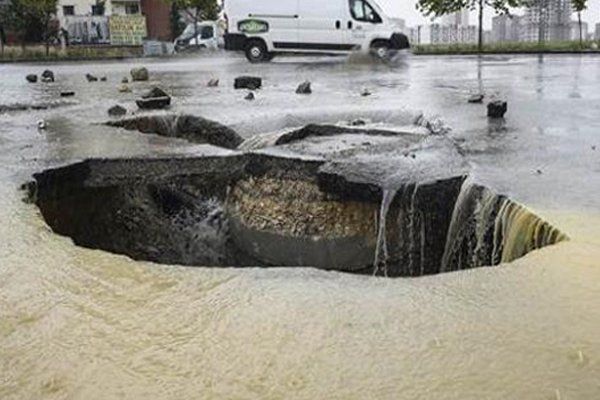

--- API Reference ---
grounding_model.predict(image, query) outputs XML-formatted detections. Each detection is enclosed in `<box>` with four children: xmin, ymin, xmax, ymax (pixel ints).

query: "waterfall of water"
<box><xmin>373</xmin><ymin>183</ymin><xmax>422</xmax><ymax>277</ymax></box>
<box><xmin>441</xmin><ymin>178</ymin><xmax>475</xmax><ymax>273</ymax></box>
<box><xmin>441</xmin><ymin>179</ymin><xmax>568</xmax><ymax>273</ymax></box>
<box><xmin>493</xmin><ymin>200</ymin><xmax>568</xmax><ymax>265</ymax></box>
<box><xmin>374</xmin><ymin>189</ymin><xmax>396</xmax><ymax>277</ymax></box>
<box><xmin>471</xmin><ymin>188</ymin><xmax>498</xmax><ymax>268</ymax></box>
<box><xmin>170</xmin><ymin>197</ymin><xmax>230</xmax><ymax>266</ymax></box>
<box><xmin>407</xmin><ymin>184</ymin><xmax>420</xmax><ymax>275</ymax></box>
<box><xmin>169</xmin><ymin>115</ymin><xmax>180</xmax><ymax>137</ymax></box>
<box><xmin>238</xmin><ymin>131</ymin><xmax>286</xmax><ymax>151</ymax></box>
<box><xmin>148</xmin><ymin>114</ymin><xmax>179</xmax><ymax>138</ymax></box>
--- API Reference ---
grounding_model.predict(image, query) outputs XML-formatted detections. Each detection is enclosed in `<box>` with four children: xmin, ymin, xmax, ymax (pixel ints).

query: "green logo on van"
<box><xmin>238</xmin><ymin>19</ymin><xmax>269</xmax><ymax>34</ymax></box>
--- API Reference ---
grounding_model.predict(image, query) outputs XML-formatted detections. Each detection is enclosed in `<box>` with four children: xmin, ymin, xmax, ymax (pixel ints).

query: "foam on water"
<box><xmin>228</xmin><ymin>106</ymin><xmax>431</xmax><ymax>137</ymax></box>
<box><xmin>1</xmin><ymin>55</ymin><xmax>599</xmax><ymax>400</ymax></box>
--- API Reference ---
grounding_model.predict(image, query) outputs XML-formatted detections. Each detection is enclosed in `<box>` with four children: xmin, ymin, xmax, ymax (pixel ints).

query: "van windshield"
<box><xmin>350</xmin><ymin>0</ymin><xmax>382</xmax><ymax>24</ymax></box>
<box><xmin>201</xmin><ymin>26</ymin><xmax>214</xmax><ymax>39</ymax></box>
<box><xmin>181</xmin><ymin>24</ymin><xmax>212</xmax><ymax>40</ymax></box>
<box><xmin>181</xmin><ymin>25</ymin><xmax>197</xmax><ymax>39</ymax></box>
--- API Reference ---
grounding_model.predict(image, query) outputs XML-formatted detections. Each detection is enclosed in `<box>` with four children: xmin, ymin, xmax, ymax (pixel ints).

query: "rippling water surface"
<box><xmin>1</xmin><ymin>53</ymin><xmax>599</xmax><ymax>400</ymax></box>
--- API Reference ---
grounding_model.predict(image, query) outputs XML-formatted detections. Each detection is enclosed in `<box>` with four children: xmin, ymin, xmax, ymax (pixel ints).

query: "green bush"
<box><xmin>413</xmin><ymin>41</ymin><xmax>600</xmax><ymax>55</ymax></box>
<box><xmin>0</xmin><ymin>45</ymin><xmax>143</xmax><ymax>62</ymax></box>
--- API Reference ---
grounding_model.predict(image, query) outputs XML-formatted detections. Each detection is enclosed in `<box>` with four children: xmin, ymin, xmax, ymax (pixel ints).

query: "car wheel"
<box><xmin>245</xmin><ymin>41</ymin><xmax>269</xmax><ymax>63</ymax></box>
<box><xmin>370</xmin><ymin>41</ymin><xmax>391</xmax><ymax>60</ymax></box>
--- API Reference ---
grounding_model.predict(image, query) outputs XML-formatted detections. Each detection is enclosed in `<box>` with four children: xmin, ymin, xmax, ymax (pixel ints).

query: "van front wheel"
<box><xmin>245</xmin><ymin>40</ymin><xmax>271</xmax><ymax>63</ymax></box>
<box><xmin>370</xmin><ymin>40</ymin><xmax>391</xmax><ymax>60</ymax></box>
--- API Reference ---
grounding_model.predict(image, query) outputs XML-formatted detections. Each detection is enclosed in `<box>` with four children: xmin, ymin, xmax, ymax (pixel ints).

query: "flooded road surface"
<box><xmin>1</xmin><ymin>53</ymin><xmax>599</xmax><ymax>400</ymax></box>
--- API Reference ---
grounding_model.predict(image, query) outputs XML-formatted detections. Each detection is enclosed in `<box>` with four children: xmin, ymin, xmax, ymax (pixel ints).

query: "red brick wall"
<box><xmin>141</xmin><ymin>0</ymin><xmax>171</xmax><ymax>40</ymax></box>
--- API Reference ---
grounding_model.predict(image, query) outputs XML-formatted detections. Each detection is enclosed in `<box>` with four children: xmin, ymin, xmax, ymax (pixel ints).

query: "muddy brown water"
<box><xmin>1</xmin><ymin>54</ymin><xmax>599</xmax><ymax>400</ymax></box>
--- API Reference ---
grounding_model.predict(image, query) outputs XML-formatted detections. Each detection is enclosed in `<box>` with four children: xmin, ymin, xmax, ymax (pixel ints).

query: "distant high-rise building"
<box><xmin>492</xmin><ymin>14</ymin><xmax>523</xmax><ymax>43</ymax></box>
<box><xmin>441</xmin><ymin>9</ymin><xmax>470</xmax><ymax>26</ymax></box>
<box><xmin>522</xmin><ymin>0</ymin><xmax>572</xmax><ymax>43</ymax></box>
<box><xmin>595</xmin><ymin>23</ymin><xmax>600</xmax><ymax>40</ymax></box>
<box><xmin>483</xmin><ymin>30</ymin><xmax>493</xmax><ymax>45</ymax></box>
<box><xmin>390</xmin><ymin>18</ymin><xmax>407</xmax><ymax>32</ymax></box>
<box><xmin>569</xmin><ymin>20</ymin><xmax>588</xmax><ymax>41</ymax></box>
<box><xmin>411</xmin><ymin>23</ymin><xmax>477</xmax><ymax>45</ymax></box>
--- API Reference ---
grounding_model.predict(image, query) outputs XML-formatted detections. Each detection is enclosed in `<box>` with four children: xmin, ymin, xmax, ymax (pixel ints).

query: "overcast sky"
<box><xmin>377</xmin><ymin>0</ymin><xmax>600</xmax><ymax>29</ymax></box>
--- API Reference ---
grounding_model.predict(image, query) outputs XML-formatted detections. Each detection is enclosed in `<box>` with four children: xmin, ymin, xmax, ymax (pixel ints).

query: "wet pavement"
<box><xmin>2</xmin><ymin>53</ymin><xmax>599</xmax><ymax>210</ymax></box>
<box><xmin>1</xmin><ymin>53</ymin><xmax>599</xmax><ymax>400</ymax></box>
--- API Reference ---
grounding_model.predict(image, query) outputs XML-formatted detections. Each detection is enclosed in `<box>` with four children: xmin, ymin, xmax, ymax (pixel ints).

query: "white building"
<box><xmin>522</xmin><ymin>0</ymin><xmax>573</xmax><ymax>42</ymax></box>
<box><xmin>57</xmin><ymin>0</ymin><xmax>145</xmax><ymax>45</ymax></box>
<box><xmin>492</xmin><ymin>14</ymin><xmax>523</xmax><ymax>43</ymax></box>
<box><xmin>569</xmin><ymin>20</ymin><xmax>588</xmax><ymax>41</ymax></box>
<box><xmin>389</xmin><ymin>18</ymin><xmax>406</xmax><ymax>32</ymax></box>
<box><xmin>441</xmin><ymin>9</ymin><xmax>470</xmax><ymax>26</ymax></box>
<box><xmin>57</xmin><ymin>0</ymin><xmax>142</xmax><ymax>20</ymax></box>
<box><xmin>411</xmin><ymin>23</ymin><xmax>477</xmax><ymax>45</ymax></box>
<box><xmin>407</xmin><ymin>8</ymin><xmax>476</xmax><ymax>46</ymax></box>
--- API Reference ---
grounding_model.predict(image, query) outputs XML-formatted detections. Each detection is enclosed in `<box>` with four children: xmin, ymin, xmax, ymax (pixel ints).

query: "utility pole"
<box><xmin>536</xmin><ymin>0</ymin><xmax>549</xmax><ymax>47</ymax></box>
<box><xmin>478</xmin><ymin>0</ymin><xmax>484</xmax><ymax>53</ymax></box>
<box><xmin>0</xmin><ymin>4</ymin><xmax>5</xmax><ymax>57</ymax></box>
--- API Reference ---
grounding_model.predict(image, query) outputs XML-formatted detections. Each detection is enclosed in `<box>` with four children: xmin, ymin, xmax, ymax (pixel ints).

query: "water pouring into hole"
<box><xmin>27</xmin><ymin>148</ymin><xmax>566</xmax><ymax>277</ymax></box>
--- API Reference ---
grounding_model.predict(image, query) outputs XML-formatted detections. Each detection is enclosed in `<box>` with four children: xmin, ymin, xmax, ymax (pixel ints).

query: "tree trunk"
<box><xmin>44</xmin><ymin>19</ymin><xmax>50</xmax><ymax>57</ymax></box>
<box><xmin>478</xmin><ymin>0</ymin><xmax>484</xmax><ymax>53</ymax></box>
<box><xmin>538</xmin><ymin>0</ymin><xmax>545</xmax><ymax>48</ymax></box>
<box><xmin>578</xmin><ymin>11</ymin><xmax>583</xmax><ymax>50</ymax></box>
<box><xmin>195</xmin><ymin>9</ymin><xmax>199</xmax><ymax>47</ymax></box>
<box><xmin>0</xmin><ymin>25</ymin><xmax>4</xmax><ymax>57</ymax></box>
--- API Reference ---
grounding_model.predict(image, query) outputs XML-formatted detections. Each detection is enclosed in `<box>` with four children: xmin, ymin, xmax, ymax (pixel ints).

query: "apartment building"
<box><xmin>441</xmin><ymin>9</ymin><xmax>470</xmax><ymax>27</ymax></box>
<box><xmin>56</xmin><ymin>0</ymin><xmax>150</xmax><ymax>45</ymax></box>
<box><xmin>522</xmin><ymin>0</ymin><xmax>572</xmax><ymax>42</ymax></box>
<box><xmin>410</xmin><ymin>23</ymin><xmax>477</xmax><ymax>46</ymax></box>
<box><xmin>492</xmin><ymin>14</ymin><xmax>523</xmax><ymax>43</ymax></box>
<box><xmin>569</xmin><ymin>20</ymin><xmax>588</xmax><ymax>41</ymax></box>
<box><xmin>57</xmin><ymin>0</ymin><xmax>142</xmax><ymax>20</ymax></box>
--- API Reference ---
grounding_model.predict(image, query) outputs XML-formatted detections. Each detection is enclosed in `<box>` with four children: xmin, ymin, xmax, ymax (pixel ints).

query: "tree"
<box><xmin>27</xmin><ymin>0</ymin><xmax>59</xmax><ymax>56</ymax></box>
<box><xmin>162</xmin><ymin>0</ymin><xmax>219</xmax><ymax>46</ymax></box>
<box><xmin>0</xmin><ymin>5</ymin><xmax>6</xmax><ymax>56</ymax></box>
<box><xmin>416</xmin><ymin>0</ymin><xmax>525</xmax><ymax>53</ymax></box>
<box><xmin>0</xmin><ymin>24</ymin><xmax>4</xmax><ymax>57</ymax></box>
<box><xmin>2</xmin><ymin>0</ymin><xmax>58</xmax><ymax>54</ymax></box>
<box><xmin>527</xmin><ymin>0</ymin><xmax>549</xmax><ymax>46</ymax></box>
<box><xmin>3</xmin><ymin>0</ymin><xmax>28</xmax><ymax>50</ymax></box>
<box><xmin>572</xmin><ymin>0</ymin><xmax>587</xmax><ymax>49</ymax></box>
<box><xmin>169</xmin><ymin>4</ymin><xmax>186</xmax><ymax>40</ymax></box>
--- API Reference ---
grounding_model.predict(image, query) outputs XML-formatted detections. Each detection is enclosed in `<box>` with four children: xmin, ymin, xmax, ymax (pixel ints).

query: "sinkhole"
<box><xmin>27</xmin><ymin>150</ymin><xmax>567</xmax><ymax>277</ymax></box>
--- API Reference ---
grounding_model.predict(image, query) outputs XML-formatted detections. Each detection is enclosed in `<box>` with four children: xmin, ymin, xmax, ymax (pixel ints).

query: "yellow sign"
<box><xmin>110</xmin><ymin>15</ymin><xmax>147</xmax><ymax>46</ymax></box>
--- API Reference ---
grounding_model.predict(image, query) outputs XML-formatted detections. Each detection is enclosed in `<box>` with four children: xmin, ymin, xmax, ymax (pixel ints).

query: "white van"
<box><xmin>174</xmin><ymin>21</ymin><xmax>224</xmax><ymax>52</ymax></box>
<box><xmin>223</xmin><ymin>0</ymin><xmax>409</xmax><ymax>62</ymax></box>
